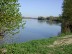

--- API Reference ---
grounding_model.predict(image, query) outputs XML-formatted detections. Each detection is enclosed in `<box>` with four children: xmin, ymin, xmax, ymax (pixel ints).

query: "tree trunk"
<box><xmin>69</xmin><ymin>24</ymin><xmax>72</xmax><ymax>32</ymax></box>
<box><xmin>61</xmin><ymin>23</ymin><xmax>71</xmax><ymax>33</ymax></box>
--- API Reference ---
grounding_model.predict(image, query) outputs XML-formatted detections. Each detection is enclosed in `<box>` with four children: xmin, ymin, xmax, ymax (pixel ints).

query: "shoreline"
<box><xmin>0</xmin><ymin>34</ymin><xmax>72</xmax><ymax>54</ymax></box>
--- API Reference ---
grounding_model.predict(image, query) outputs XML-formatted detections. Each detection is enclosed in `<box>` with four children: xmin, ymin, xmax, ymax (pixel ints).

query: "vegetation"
<box><xmin>48</xmin><ymin>16</ymin><xmax>54</xmax><ymax>21</ymax></box>
<box><xmin>46</xmin><ymin>16</ymin><xmax>60</xmax><ymax>21</ymax></box>
<box><xmin>38</xmin><ymin>16</ymin><xmax>61</xmax><ymax>22</ymax></box>
<box><xmin>46</xmin><ymin>16</ymin><xmax>54</xmax><ymax>20</ymax></box>
<box><xmin>0</xmin><ymin>0</ymin><xmax>22</xmax><ymax>36</ymax></box>
<box><xmin>0</xmin><ymin>34</ymin><xmax>72</xmax><ymax>54</ymax></box>
<box><xmin>38</xmin><ymin>16</ymin><xmax>45</xmax><ymax>20</ymax></box>
<box><xmin>0</xmin><ymin>0</ymin><xmax>72</xmax><ymax>54</ymax></box>
<box><xmin>61</xmin><ymin>0</ymin><xmax>72</xmax><ymax>33</ymax></box>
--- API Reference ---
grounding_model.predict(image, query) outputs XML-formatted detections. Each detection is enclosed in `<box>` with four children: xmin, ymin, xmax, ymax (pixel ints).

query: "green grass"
<box><xmin>0</xmin><ymin>34</ymin><xmax>72</xmax><ymax>54</ymax></box>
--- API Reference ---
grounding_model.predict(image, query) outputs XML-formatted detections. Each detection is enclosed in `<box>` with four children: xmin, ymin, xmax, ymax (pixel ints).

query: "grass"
<box><xmin>0</xmin><ymin>34</ymin><xmax>72</xmax><ymax>54</ymax></box>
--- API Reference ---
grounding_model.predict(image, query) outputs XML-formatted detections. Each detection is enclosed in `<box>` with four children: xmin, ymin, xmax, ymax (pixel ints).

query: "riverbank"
<box><xmin>0</xmin><ymin>34</ymin><xmax>72</xmax><ymax>54</ymax></box>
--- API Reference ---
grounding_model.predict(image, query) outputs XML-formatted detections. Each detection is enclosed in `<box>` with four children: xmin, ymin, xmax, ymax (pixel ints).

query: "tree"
<box><xmin>49</xmin><ymin>16</ymin><xmax>54</xmax><ymax>21</ymax></box>
<box><xmin>0</xmin><ymin>0</ymin><xmax>23</xmax><ymax>36</ymax></box>
<box><xmin>38</xmin><ymin>16</ymin><xmax>45</xmax><ymax>20</ymax></box>
<box><xmin>62</xmin><ymin>0</ymin><xmax>72</xmax><ymax>33</ymax></box>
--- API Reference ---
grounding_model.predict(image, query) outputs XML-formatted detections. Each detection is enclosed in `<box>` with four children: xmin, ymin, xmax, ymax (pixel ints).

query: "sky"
<box><xmin>19</xmin><ymin>0</ymin><xmax>63</xmax><ymax>18</ymax></box>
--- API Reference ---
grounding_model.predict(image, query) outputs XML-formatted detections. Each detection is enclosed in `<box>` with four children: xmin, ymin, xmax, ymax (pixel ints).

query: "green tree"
<box><xmin>0</xmin><ymin>0</ymin><xmax>23</xmax><ymax>35</ymax></box>
<box><xmin>62</xmin><ymin>0</ymin><xmax>72</xmax><ymax>33</ymax></box>
<box><xmin>49</xmin><ymin>16</ymin><xmax>54</xmax><ymax>21</ymax></box>
<box><xmin>38</xmin><ymin>16</ymin><xmax>45</xmax><ymax>20</ymax></box>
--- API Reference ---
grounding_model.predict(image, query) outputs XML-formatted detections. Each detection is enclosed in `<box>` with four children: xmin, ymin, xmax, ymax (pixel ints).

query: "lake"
<box><xmin>0</xmin><ymin>19</ymin><xmax>61</xmax><ymax>44</ymax></box>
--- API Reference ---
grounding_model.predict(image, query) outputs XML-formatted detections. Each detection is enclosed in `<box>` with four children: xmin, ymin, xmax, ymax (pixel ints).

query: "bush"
<box><xmin>38</xmin><ymin>16</ymin><xmax>45</xmax><ymax>20</ymax></box>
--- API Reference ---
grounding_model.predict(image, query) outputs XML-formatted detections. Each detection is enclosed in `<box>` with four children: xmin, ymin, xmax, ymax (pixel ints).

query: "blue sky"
<box><xmin>19</xmin><ymin>0</ymin><xmax>63</xmax><ymax>17</ymax></box>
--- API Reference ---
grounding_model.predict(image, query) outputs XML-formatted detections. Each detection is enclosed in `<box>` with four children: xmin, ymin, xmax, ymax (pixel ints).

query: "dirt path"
<box><xmin>49</xmin><ymin>35</ymin><xmax>72</xmax><ymax>47</ymax></box>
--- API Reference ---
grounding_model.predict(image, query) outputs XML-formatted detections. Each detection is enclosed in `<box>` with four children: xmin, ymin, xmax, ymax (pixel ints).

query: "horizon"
<box><xmin>19</xmin><ymin>0</ymin><xmax>63</xmax><ymax>18</ymax></box>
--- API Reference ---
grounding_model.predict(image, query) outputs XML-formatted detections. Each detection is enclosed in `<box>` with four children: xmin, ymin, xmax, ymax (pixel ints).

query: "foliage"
<box><xmin>46</xmin><ymin>17</ymin><xmax>49</xmax><ymax>20</ymax></box>
<box><xmin>0</xmin><ymin>0</ymin><xmax>22</xmax><ymax>35</ymax></box>
<box><xmin>49</xmin><ymin>16</ymin><xmax>54</xmax><ymax>20</ymax></box>
<box><xmin>38</xmin><ymin>16</ymin><xmax>45</xmax><ymax>20</ymax></box>
<box><xmin>62</xmin><ymin>0</ymin><xmax>72</xmax><ymax>33</ymax></box>
<box><xmin>0</xmin><ymin>34</ymin><xmax>72</xmax><ymax>54</ymax></box>
<box><xmin>0</xmin><ymin>37</ymin><xmax>57</xmax><ymax>54</ymax></box>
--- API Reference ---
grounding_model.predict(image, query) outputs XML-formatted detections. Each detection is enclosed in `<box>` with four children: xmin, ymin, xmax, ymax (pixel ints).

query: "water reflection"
<box><xmin>46</xmin><ymin>20</ymin><xmax>54</xmax><ymax>25</ymax></box>
<box><xmin>0</xmin><ymin>20</ymin><xmax>25</xmax><ymax>45</ymax></box>
<box><xmin>38</xmin><ymin>20</ymin><xmax>46</xmax><ymax>23</ymax></box>
<box><xmin>38</xmin><ymin>20</ymin><xmax>61</xmax><ymax>26</ymax></box>
<box><xmin>0</xmin><ymin>19</ymin><xmax>61</xmax><ymax>45</ymax></box>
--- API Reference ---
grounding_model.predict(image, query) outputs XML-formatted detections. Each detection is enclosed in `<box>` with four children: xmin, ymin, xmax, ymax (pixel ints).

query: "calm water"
<box><xmin>0</xmin><ymin>19</ymin><xmax>61</xmax><ymax>44</ymax></box>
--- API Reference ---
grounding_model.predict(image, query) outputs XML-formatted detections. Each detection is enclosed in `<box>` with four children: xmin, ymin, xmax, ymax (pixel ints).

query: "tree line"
<box><xmin>38</xmin><ymin>16</ymin><xmax>61</xmax><ymax>22</ymax></box>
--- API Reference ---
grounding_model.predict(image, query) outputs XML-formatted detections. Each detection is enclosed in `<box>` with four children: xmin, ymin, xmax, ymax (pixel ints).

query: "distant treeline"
<box><xmin>38</xmin><ymin>16</ymin><xmax>61</xmax><ymax>22</ymax></box>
